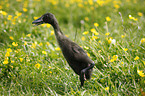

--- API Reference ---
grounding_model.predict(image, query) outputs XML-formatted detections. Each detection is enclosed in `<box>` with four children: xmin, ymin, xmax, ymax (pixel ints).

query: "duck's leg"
<box><xmin>80</xmin><ymin>63</ymin><xmax>95</xmax><ymax>87</ymax></box>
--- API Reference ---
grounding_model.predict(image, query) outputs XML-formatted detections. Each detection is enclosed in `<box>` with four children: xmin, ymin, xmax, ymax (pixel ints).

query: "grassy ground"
<box><xmin>0</xmin><ymin>0</ymin><xmax>145</xmax><ymax>95</ymax></box>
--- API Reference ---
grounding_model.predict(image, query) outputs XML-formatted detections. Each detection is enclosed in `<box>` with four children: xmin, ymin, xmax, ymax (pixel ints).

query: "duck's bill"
<box><xmin>32</xmin><ymin>17</ymin><xmax>44</xmax><ymax>26</ymax></box>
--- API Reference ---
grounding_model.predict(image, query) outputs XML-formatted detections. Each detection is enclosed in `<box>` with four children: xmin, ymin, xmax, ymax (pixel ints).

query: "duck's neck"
<box><xmin>51</xmin><ymin>20</ymin><xmax>64</xmax><ymax>40</ymax></box>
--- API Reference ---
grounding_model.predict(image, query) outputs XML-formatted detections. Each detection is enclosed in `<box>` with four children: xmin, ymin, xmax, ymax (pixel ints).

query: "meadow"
<box><xmin>0</xmin><ymin>0</ymin><xmax>145</xmax><ymax>95</ymax></box>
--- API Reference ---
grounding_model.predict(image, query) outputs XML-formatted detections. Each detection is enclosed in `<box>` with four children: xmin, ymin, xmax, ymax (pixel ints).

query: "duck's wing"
<box><xmin>71</xmin><ymin>42</ymin><xmax>93</xmax><ymax>63</ymax></box>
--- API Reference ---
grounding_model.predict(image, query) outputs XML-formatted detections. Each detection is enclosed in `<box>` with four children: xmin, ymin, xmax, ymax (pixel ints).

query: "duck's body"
<box><xmin>32</xmin><ymin>13</ymin><xmax>95</xmax><ymax>87</ymax></box>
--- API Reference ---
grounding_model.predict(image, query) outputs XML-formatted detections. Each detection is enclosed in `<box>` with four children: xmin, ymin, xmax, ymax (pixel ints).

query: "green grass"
<box><xmin>0</xmin><ymin>0</ymin><xmax>145</xmax><ymax>95</ymax></box>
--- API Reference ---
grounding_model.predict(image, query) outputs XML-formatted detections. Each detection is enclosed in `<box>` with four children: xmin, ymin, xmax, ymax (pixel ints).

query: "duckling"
<box><xmin>32</xmin><ymin>13</ymin><xmax>95</xmax><ymax>87</ymax></box>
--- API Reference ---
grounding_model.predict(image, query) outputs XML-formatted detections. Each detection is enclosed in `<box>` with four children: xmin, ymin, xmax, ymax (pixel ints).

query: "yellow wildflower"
<box><xmin>7</xmin><ymin>48</ymin><xmax>12</xmax><ymax>52</ymax></box>
<box><xmin>0</xmin><ymin>10</ymin><xmax>7</xmax><ymax>15</ymax></box>
<box><xmin>82</xmin><ymin>31</ymin><xmax>89</xmax><ymax>35</ymax></box>
<box><xmin>121</xmin><ymin>62</ymin><xmax>124</xmax><ymax>64</ymax></box>
<box><xmin>19</xmin><ymin>58</ymin><xmax>23</xmax><ymax>62</ymax></box>
<box><xmin>11</xmin><ymin>60</ymin><xmax>14</xmax><ymax>63</ymax></box>
<box><xmin>24</xmin><ymin>41</ymin><xmax>27</xmax><ymax>45</ymax></box>
<box><xmin>50</xmin><ymin>30</ymin><xmax>54</xmax><ymax>35</ymax></box>
<box><xmin>94</xmin><ymin>23</ymin><xmax>99</xmax><ymax>27</ymax></box>
<box><xmin>123</xmin><ymin>48</ymin><xmax>128</xmax><ymax>51</ymax></box>
<box><xmin>137</xmin><ymin>70</ymin><xmax>145</xmax><ymax>77</ymax></box>
<box><xmin>112</xmin><ymin>55</ymin><xmax>118</xmax><ymax>61</ymax></box>
<box><xmin>108</xmin><ymin>39</ymin><xmax>111</xmax><ymax>44</ymax></box>
<box><xmin>87</xmin><ymin>53</ymin><xmax>90</xmax><ymax>57</ymax></box>
<box><xmin>50</xmin><ymin>71</ymin><xmax>52</xmax><ymax>74</ymax></box>
<box><xmin>7</xmin><ymin>15</ymin><xmax>12</xmax><ymax>20</ymax></box>
<box><xmin>26</xmin><ymin>34</ymin><xmax>31</xmax><ymax>37</ymax></box>
<box><xmin>34</xmin><ymin>17</ymin><xmax>39</xmax><ymax>20</ymax></box>
<box><xmin>35</xmin><ymin>63</ymin><xmax>41</xmax><ymax>69</ymax></box>
<box><xmin>105</xmin><ymin>87</ymin><xmax>109</xmax><ymax>91</ymax></box>
<box><xmin>91</xmin><ymin>28</ymin><xmax>99</xmax><ymax>35</ymax></box>
<box><xmin>12</xmin><ymin>42</ymin><xmax>18</xmax><ymax>47</ymax></box>
<box><xmin>134</xmin><ymin>56</ymin><xmax>139</xmax><ymax>60</ymax></box>
<box><xmin>31</xmin><ymin>43</ymin><xmax>36</xmax><ymax>49</ymax></box>
<box><xmin>3</xmin><ymin>59</ymin><xmax>9</xmax><ymax>64</ymax></box>
<box><xmin>81</xmin><ymin>36</ymin><xmax>85</xmax><ymax>41</ymax></box>
<box><xmin>42</xmin><ymin>51</ymin><xmax>47</xmax><ymax>55</ymax></box>
<box><xmin>92</xmin><ymin>36</ymin><xmax>98</xmax><ymax>39</ymax></box>
<box><xmin>105</xmin><ymin>32</ymin><xmax>110</xmax><ymax>36</ymax></box>
<box><xmin>121</xmin><ymin>35</ymin><xmax>125</xmax><ymax>38</ymax></box>
<box><xmin>46</xmin><ymin>24</ymin><xmax>51</xmax><ymax>28</ymax></box>
<box><xmin>106</xmin><ymin>16</ymin><xmax>111</xmax><ymax>21</ymax></box>
<box><xmin>39</xmin><ymin>42</ymin><xmax>43</xmax><ymax>46</ymax></box>
<box><xmin>137</xmin><ymin>12</ymin><xmax>143</xmax><ymax>17</ymax></box>
<box><xmin>15</xmin><ymin>11</ymin><xmax>22</xmax><ymax>16</ymax></box>
<box><xmin>114</xmin><ymin>4</ymin><xmax>120</xmax><ymax>9</ymax></box>
<box><xmin>141</xmin><ymin>38</ymin><xmax>145</xmax><ymax>43</ymax></box>
<box><xmin>129</xmin><ymin>15</ymin><xmax>134</xmax><ymax>19</ymax></box>
<box><xmin>5</xmin><ymin>52</ymin><xmax>10</xmax><ymax>57</ymax></box>
<box><xmin>84</xmin><ymin>17</ymin><xmax>89</xmax><ymax>21</ymax></box>
<box><xmin>46</xmin><ymin>42</ymin><xmax>50</xmax><ymax>46</ymax></box>
<box><xmin>9</xmin><ymin>36</ymin><xmax>14</xmax><ymax>40</ymax></box>
<box><xmin>23</xmin><ymin>8</ymin><xmax>27</xmax><ymax>12</ymax></box>
<box><xmin>55</xmin><ymin>47</ymin><xmax>60</xmax><ymax>51</ymax></box>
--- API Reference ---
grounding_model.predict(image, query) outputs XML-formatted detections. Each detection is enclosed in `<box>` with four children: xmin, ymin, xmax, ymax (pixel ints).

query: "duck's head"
<box><xmin>32</xmin><ymin>13</ymin><xmax>56</xmax><ymax>26</ymax></box>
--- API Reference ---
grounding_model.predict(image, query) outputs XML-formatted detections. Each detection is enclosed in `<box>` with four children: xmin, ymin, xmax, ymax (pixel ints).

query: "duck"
<box><xmin>32</xmin><ymin>13</ymin><xmax>95</xmax><ymax>87</ymax></box>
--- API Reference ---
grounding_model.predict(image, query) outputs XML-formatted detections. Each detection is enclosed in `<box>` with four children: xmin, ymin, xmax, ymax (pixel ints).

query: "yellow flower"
<box><xmin>134</xmin><ymin>56</ymin><xmax>139</xmax><ymax>60</ymax></box>
<box><xmin>137</xmin><ymin>12</ymin><xmax>143</xmax><ymax>17</ymax></box>
<box><xmin>26</xmin><ymin>34</ymin><xmax>31</xmax><ymax>37</ymax></box>
<box><xmin>82</xmin><ymin>31</ymin><xmax>89</xmax><ymax>35</ymax></box>
<box><xmin>108</xmin><ymin>39</ymin><xmax>111</xmax><ymax>44</ymax></box>
<box><xmin>15</xmin><ymin>11</ymin><xmax>22</xmax><ymax>16</ymax></box>
<box><xmin>34</xmin><ymin>17</ymin><xmax>39</xmax><ymax>20</ymax></box>
<box><xmin>129</xmin><ymin>15</ymin><xmax>134</xmax><ymax>19</ymax></box>
<box><xmin>19</xmin><ymin>58</ymin><xmax>23</xmax><ymax>62</ymax></box>
<box><xmin>84</xmin><ymin>46</ymin><xmax>89</xmax><ymax>49</ymax></box>
<box><xmin>92</xmin><ymin>36</ymin><xmax>98</xmax><ymax>39</ymax></box>
<box><xmin>11</xmin><ymin>60</ymin><xmax>14</xmax><ymax>63</ymax></box>
<box><xmin>46</xmin><ymin>42</ymin><xmax>50</xmax><ymax>46</ymax></box>
<box><xmin>7</xmin><ymin>15</ymin><xmax>12</xmax><ymax>20</ymax></box>
<box><xmin>91</xmin><ymin>28</ymin><xmax>99</xmax><ymax>35</ymax></box>
<box><xmin>31</xmin><ymin>43</ymin><xmax>36</xmax><ymax>49</ymax></box>
<box><xmin>12</xmin><ymin>42</ymin><xmax>18</xmax><ymax>47</ymax></box>
<box><xmin>123</xmin><ymin>48</ymin><xmax>128</xmax><ymax>51</ymax></box>
<box><xmin>84</xmin><ymin>17</ymin><xmax>89</xmax><ymax>21</ymax></box>
<box><xmin>87</xmin><ymin>53</ymin><xmax>90</xmax><ymax>57</ymax></box>
<box><xmin>137</xmin><ymin>70</ymin><xmax>145</xmax><ymax>77</ymax></box>
<box><xmin>106</xmin><ymin>16</ymin><xmax>111</xmax><ymax>21</ymax></box>
<box><xmin>141</xmin><ymin>38</ymin><xmax>145</xmax><ymax>43</ymax></box>
<box><xmin>39</xmin><ymin>42</ymin><xmax>43</xmax><ymax>46</ymax></box>
<box><xmin>81</xmin><ymin>36</ymin><xmax>85</xmax><ymax>41</ymax></box>
<box><xmin>50</xmin><ymin>30</ymin><xmax>54</xmax><ymax>35</ymax></box>
<box><xmin>46</xmin><ymin>24</ymin><xmax>51</xmax><ymax>28</ymax></box>
<box><xmin>7</xmin><ymin>48</ymin><xmax>12</xmax><ymax>52</ymax></box>
<box><xmin>121</xmin><ymin>62</ymin><xmax>124</xmax><ymax>64</ymax></box>
<box><xmin>42</xmin><ymin>51</ymin><xmax>47</xmax><ymax>55</ymax></box>
<box><xmin>5</xmin><ymin>52</ymin><xmax>10</xmax><ymax>57</ymax></box>
<box><xmin>94</xmin><ymin>23</ymin><xmax>99</xmax><ymax>27</ymax></box>
<box><xmin>23</xmin><ymin>8</ymin><xmax>27</xmax><ymax>12</ymax></box>
<box><xmin>0</xmin><ymin>10</ymin><xmax>7</xmax><ymax>15</ymax></box>
<box><xmin>121</xmin><ymin>35</ymin><xmax>125</xmax><ymax>38</ymax></box>
<box><xmin>3</xmin><ymin>59</ymin><xmax>9</xmax><ymax>64</ymax></box>
<box><xmin>105</xmin><ymin>32</ymin><xmax>110</xmax><ymax>36</ymax></box>
<box><xmin>24</xmin><ymin>41</ymin><xmax>27</xmax><ymax>45</ymax></box>
<box><xmin>112</xmin><ymin>55</ymin><xmax>118</xmax><ymax>61</ymax></box>
<box><xmin>114</xmin><ymin>4</ymin><xmax>120</xmax><ymax>9</ymax></box>
<box><xmin>105</xmin><ymin>87</ymin><xmax>109</xmax><ymax>91</ymax></box>
<box><xmin>35</xmin><ymin>63</ymin><xmax>41</xmax><ymax>69</ymax></box>
<box><xmin>9</xmin><ymin>36</ymin><xmax>14</xmax><ymax>40</ymax></box>
<box><xmin>50</xmin><ymin>71</ymin><xmax>52</xmax><ymax>74</ymax></box>
<box><xmin>55</xmin><ymin>47</ymin><xmax>60</xmax><ymax>51</ymax></box>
